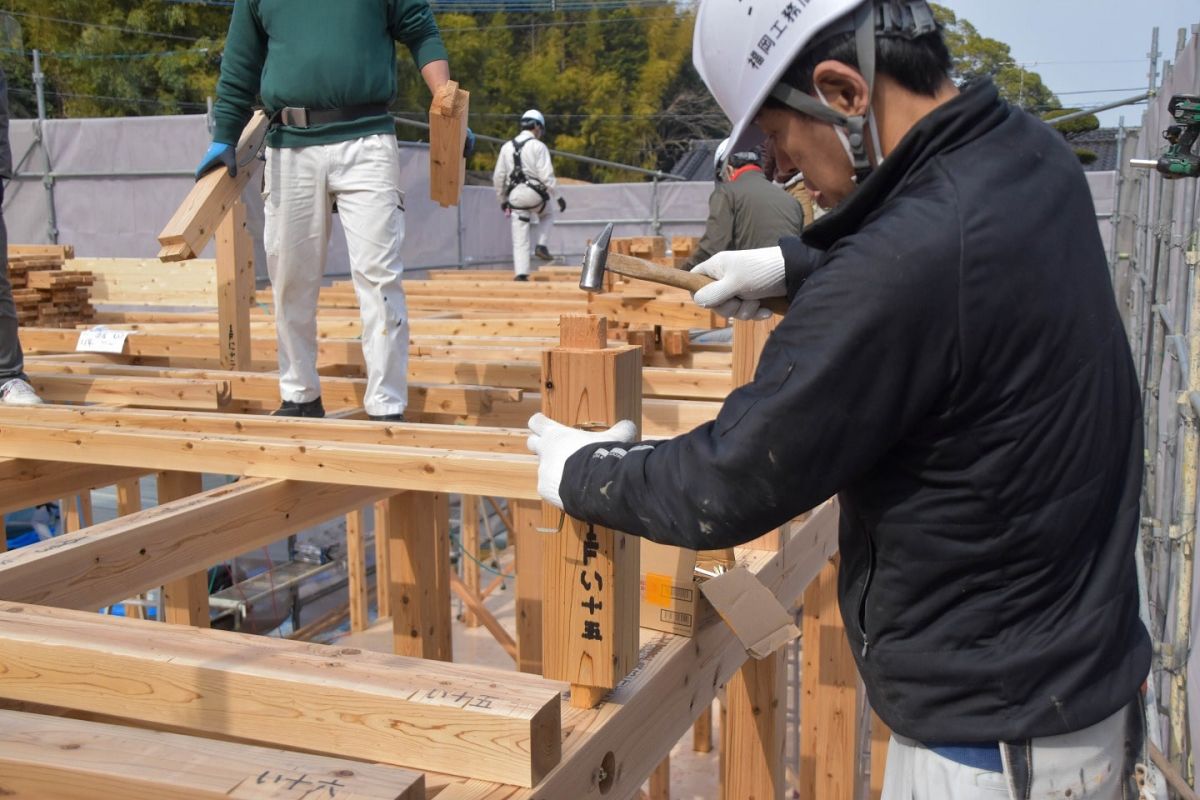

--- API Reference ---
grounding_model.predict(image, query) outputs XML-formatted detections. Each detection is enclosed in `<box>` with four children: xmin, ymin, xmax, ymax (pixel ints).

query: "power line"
<box><xmin>1</xmin><ymin>9</ymin><xmax>207</xmax><ymax>43</ymax></box>
<box><xmin>0</xmin><ymin>45</ymin><xmax>210</xmax><ymax>61</ymax></box>
<box><xmin>8</xmin><ymin>85</ymin><xmax>209</xmax><ymax>112</ymax></box>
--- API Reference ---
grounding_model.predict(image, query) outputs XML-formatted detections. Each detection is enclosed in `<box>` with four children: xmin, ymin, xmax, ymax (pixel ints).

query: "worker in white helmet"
<box><xmin>526</xmin><ymin>1</ymin><xmax>1154</xmax><ymax>798</ymax></box>
<box><xmin>492</xmin><ymin>109</ymin><xmax>563</xmax><ymax>281</ymax></box>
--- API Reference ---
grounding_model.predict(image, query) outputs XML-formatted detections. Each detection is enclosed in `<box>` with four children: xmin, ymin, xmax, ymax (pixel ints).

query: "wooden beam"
<box><xmin>27</xmin><ymin>373</ymin><xmax>230</xmax><ymax>410</ymax></box>
<box><xmin>428</xmin><ymin>502</ymin><xmax>840</xmax><ymax>799</ymax></box>
<box><xmin>0</xmin><ymin>459</ymin><xmax>144</xmax><ymax>517</ymax></box>
<box><xmin>157</xmin><ymin>111</ymin><xmax>268</xmax><ymax>261</ymax></box>
<box><xmin>429</xmin><ymin>80</ymin><xmax>469</xmax><ymax>207</ymax></box>
<box><xmin>512</xmin><ymin>498</ymin><xmax>544</xmax><ymax>675</ymax></box>
<box><xmin>0</xmin><ymin>417</ymin><xmax>540</xmax><ymax>499</ymax></box>
<box><xmin>386</xmin><ymin>492</ymin><xmax>453</xmax><ymax>661</ymax></box>
<box><xmin>0</xmin><ymin>405</ymin><xmax>528</xmax><ymax>454</ymax></box>
<box><xmin>0</xmin><ymin>479</ymin><xmax>386</xmax><ymax>611</ymax></box>
<box><xmin>541</xmin><ymin>315</ymin><xmax>642</xmax><ymax>708</ymax></box>
<box><xmin>215</xmin><ymin>199</ymin><xmax>254</xmax><ymax>371</ymax></box>
<box><xmin>0</xmin><ymin>602</ymin><xmax>563</xmax><ymax>787</ymax></box>
<box><xmin>0</xmin><ymin>710</ymin><xmax>426</xmax><ymax>799</ymax></box>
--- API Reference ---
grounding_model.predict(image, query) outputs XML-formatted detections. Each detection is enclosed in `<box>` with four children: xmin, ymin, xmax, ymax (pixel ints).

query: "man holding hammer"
<box><xmin>528</xmin><ymin>0</ymin><xmax>1151</xmax><ymax>796</ymax></box>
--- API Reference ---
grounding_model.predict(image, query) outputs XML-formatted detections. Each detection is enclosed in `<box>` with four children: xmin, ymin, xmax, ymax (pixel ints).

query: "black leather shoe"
<box><xmin>368</xmin><ymin>413</ymin><xmax>406</xmax><ymax>422</ymax></box>
<box><xmin>534</xmin><ymin>245</ymin><xmax>553</xmax><ymax>261</ymax></box>
<box><xmin>272</xmin><ymin>397</ymin><xmax>325</xmax><ymax>418</ymax></box>
<box><xmin>514</xmin><ymin>274</ymin><xmax>530</xmax><ymax>282</ymax></box>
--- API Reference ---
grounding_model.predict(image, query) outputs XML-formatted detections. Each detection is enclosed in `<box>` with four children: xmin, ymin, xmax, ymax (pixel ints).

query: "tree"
<box><xmin>932</xmin><ymin>4</ymin><xmax>1059</xmax><ymax>114</ymax></box>
<box><xmin>1042</xmin><ymin>108</ymin><xmax>1102</xmax><ymax>165</ymax></box>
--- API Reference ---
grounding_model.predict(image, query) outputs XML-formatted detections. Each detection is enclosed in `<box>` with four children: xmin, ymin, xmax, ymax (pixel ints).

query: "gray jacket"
<box><xmin>684</xmin><ymin>168</ymin><xmax>805</xmax><ymax>268</ymax></box>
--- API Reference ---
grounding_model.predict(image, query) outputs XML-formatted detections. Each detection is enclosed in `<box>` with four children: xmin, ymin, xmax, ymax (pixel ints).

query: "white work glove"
<box><xmin>691</xmin><ymin>246</ymin><xmax>787</xmax><ymax>321</ymax></box>
<box><xmin>527</xmin><ymin>413</ymin><xmax>638</xmax><ymax>509</ymax></box>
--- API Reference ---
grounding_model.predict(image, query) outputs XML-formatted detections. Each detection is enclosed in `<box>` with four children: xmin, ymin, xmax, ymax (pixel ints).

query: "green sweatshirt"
<box><xmin>213</xmin><ymin>0</ymin><xmax>448</xmax><ymax>149</ymax></box>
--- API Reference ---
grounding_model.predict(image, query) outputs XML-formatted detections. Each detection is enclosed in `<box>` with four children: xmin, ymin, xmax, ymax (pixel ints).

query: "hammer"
<box><xmin>579</xmin><ymin>223</ymin><xmax>790</xmax><ymax>315</ymax></box>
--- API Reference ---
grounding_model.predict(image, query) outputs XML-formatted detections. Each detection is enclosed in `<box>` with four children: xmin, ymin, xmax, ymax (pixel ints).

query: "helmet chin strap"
<box><xmin>768</xmin><ymin>1</ymin><xmax>881</xmax><ymax>186</ymax></box>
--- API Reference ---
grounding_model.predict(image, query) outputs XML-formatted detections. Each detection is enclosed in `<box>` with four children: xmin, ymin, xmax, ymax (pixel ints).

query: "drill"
<box><xmin>1131</xmin><ymin>95</ymin><xmax>1200</xmax><ymax>179</ymax></box>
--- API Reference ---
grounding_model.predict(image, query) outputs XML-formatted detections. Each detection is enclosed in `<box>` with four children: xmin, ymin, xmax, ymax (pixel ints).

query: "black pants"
<box><xmin>0</xmin><ymin>186</ymin><xmax>26</xmax><ymax>383</ymax></box>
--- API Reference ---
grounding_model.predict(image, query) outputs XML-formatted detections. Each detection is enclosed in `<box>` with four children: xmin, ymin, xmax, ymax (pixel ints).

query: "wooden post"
<box><xmin>733</xmin><ymin>317</ymin><xmax>782</xmax><ymax>551</ymax></box>
<box><xmin>722</xmin><ymin>316</ymin><xmax>786</xmax><ymax>799</ymax></box>
<box><xmin>346</xmin><ymin>507</ymin><xmax>369</xmax><ymax>633</ymax></box>
<box><xmin>461</xmin><ymin>494</ymin><xmax>482</xmax><ymax>628</ymax></box>
<box><xmin>116</xmin><ymin>478</ymin><xmax>145</xmax><ymax>619</ymax></box>
<box><xmin>156</xmin><ymin>471</ymin><xmax>208</xmax><ymax>628</ymax></box>
<box><xmin>725</xmin><ymin>653</ymin><xmax>786</xmax><ymax>799</ymax></box>
<box><xmin>869</xmin><ymin>712</ymin><xmax>891</xmax><ymax>800</ymax></box>
<box><xmin>60</xmin><ymin>493</ymin><xmax>93</xmax><ymax>533</ymax></box>
<box><xmin>373</xmin><ymin>499</ymin><xmax>392</xmax><ymax>619</ymax></box>
<box><xmin>692</xmin><ymin>706</ymin><xmax>713</xmax><ymax>753</ymax></box>
<box><xmin>799</xmin><ymin>556</ymin><xmax>858</xmax><ymax>800</ymax></box>
<box><xmin>649</xmin><ymin>755</ymin><xmax>670</xmax><ymax>800</ymax></box>
<box><xmin>512</xmin><ymin>497</ymin><xmax>544</xmax><ymax>674</ymax></box>
<box><xmin>215</xmin><ymin>199</ymin><xmax>253</xmax><ymax>372</ymax></box>
<box><xmin>429</xmin><ymin>80</ymin><xmax>469</xmax><ymax>207</ymax></box>
<box><xmin>541</xmin><ymin>314</ymin><xmax>642</xmax><ymax>708</ymax></box>
<box><xmin>387</xmin><ymin>492</ymin><xmax>452</xmax><ymax>661</ymax></box>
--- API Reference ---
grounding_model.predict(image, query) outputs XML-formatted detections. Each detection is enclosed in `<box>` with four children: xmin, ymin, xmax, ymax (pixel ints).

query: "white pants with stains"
<box><xmin>882</xmin><ymin>702</ymin><xmax>1160</xmax><ymax>800</ymax></box>
<box><xmin>263</xmin><ymin>134</ymin><xmax>409</xmax><ymax>416</ymax></box>
<box><xmin>509</xmin><ymin>184</ymin><xmax>555</xmax><ymax>277</ymax></box>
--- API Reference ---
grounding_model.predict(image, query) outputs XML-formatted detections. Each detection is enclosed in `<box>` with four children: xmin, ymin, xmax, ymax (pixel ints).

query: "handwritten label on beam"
<box><xmin>75</xmin><ymin>327</ymin><xmax>131</xmax><ymax>354</ymax></box>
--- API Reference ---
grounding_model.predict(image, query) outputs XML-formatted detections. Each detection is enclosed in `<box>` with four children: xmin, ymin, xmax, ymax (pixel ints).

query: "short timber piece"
<box><xmin>541</xmin><ymin>315</ymin><xmax>642</xmax><ymax>708</ymax></box>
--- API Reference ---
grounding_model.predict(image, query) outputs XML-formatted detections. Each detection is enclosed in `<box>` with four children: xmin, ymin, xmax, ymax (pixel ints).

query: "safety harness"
<box><xmin>504</xmin><ymin>136</ymin><xmax>551</xmax><ymax>211</ymax></box>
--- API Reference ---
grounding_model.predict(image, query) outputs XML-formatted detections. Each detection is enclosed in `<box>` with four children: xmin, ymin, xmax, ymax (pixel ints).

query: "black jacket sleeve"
<box><xmin>559</xmin><ymin>204</ymin><xmax>962</xmax><ymax>550</ymax></box>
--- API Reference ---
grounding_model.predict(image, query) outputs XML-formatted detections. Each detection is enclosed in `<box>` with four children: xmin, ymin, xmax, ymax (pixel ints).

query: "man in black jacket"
<box><xmin>528</xmin><ymin>1</ymin><xmax>1152</xmax><ymax>797</ymax></box>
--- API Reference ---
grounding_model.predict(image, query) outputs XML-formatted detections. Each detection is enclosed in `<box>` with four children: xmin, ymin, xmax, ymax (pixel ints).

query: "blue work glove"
<box><xmin>195</xmin><ymin>141</ymin><xmax>237</xmax><ymax>181</ymax></box>
<box><xmin>463</xmin><ymin>127</ymin><xmax>477</xmax><ymax>159</ymax></box>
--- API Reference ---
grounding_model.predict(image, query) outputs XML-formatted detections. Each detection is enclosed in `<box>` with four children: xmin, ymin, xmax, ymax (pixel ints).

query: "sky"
<box><xmin>942</xmin><ymin>0</ymin><xmax>1199</xmax><ymax>127</ymax></box>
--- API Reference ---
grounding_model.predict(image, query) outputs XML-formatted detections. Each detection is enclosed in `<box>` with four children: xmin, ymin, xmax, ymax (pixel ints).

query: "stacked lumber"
<box><xmin>608</xmin><ymin>235</ymin><xmax>696</xmax><ymax>268</ymax></box>
<box><xmin>9</xmin><ymin>247</ymin><xmax>95</xmax><ymax>329</ymax></box>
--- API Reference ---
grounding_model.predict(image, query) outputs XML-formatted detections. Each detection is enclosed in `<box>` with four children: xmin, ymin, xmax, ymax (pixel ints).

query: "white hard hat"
<box><xmin>520</xmin><ymin>109</ymin><xmax>546</xmax><ymax>128</ymax></box>
<box><xmin>693</xmin><ymin>0</ymin><xmax>937</xmax><ymax>178</ymax></box>
<box><xmin>713</xmin><ymin>138</ymin><xmax>731</xmax><ymax>171</ymax></box>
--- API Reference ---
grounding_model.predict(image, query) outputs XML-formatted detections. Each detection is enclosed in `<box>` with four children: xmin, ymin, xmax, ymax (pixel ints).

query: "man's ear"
<box><xmin>811</xmin><ymin>60</ymin><xmax>871</xmax><ymax>117</ymax></box>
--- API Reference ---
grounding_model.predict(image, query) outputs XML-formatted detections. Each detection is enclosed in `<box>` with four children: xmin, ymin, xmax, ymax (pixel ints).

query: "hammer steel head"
<box><xmin>579</xmin><ymin>223</ymin><xmax>615</xmax><ymax>293</ymax></box>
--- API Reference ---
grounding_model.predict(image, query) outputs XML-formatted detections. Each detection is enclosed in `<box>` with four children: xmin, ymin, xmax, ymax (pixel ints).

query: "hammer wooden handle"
<box><xmin>605</xmin><ymin>252</ymin><xmax>791</xmax><ymax>316</ymax></box>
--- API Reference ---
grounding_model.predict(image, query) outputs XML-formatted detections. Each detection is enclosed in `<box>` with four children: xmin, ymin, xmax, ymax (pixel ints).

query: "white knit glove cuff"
<box><xmin>691</xmin><ymin>246</ymin><xmax>787</xmax><ymax>321</ymax></box>
<box><xmin>526</xmin><ymin>413</ymin><xmax>638</xmax><ymax>509</ymax></box>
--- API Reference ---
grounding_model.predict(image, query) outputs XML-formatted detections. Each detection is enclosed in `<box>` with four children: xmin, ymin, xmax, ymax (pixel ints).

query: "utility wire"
<box><xmin>0</xmin><ymin>45</ymin><xmax>210</xmax><ymax>61</ymax></box>
<box><xmin>2</xmin><ymin>9</ymin><xmax>207</xmax><ymax>43</ymax></box>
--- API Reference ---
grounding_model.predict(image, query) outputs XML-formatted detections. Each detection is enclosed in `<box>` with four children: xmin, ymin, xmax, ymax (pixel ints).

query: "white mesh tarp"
<box><xmin>2</xmin><ymin>113</ymin><xmax>711</xmax><ymax>278</ymax></box>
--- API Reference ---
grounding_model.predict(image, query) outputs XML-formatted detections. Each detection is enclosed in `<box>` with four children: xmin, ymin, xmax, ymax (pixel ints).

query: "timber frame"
<box><xmin>0</xmin><ymin>121</ymin><xmax>886</xmax><ymax>800</ymax></box>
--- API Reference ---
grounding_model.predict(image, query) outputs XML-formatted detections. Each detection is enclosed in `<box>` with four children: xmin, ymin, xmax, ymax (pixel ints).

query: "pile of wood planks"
<box><xmin>607</xmin><ymin>235</ymin><xmax>701</xmax><ymax>269</ymax></box>
<box><xmin>9</xmin><ymin>245</ymin><xmax>95</xmax><ymax>329</ymax></box>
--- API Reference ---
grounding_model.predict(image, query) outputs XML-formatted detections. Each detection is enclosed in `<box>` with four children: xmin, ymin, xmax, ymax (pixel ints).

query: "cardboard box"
<box><xmin>639</xmin><ymin>540</ymin><xmax>719</xmax><ymax>637</ymax></box>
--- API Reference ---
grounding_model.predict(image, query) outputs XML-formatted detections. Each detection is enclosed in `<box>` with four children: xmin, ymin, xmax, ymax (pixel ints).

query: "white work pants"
<box><xmin>881</xmin><ymin>703</ymin><xmax>1157</xmax><ymax>800</ymax></box>
<box><xmin>262</xmin><ymin>134</ymin><xmax>409</xmax><ymax>417</ymax></box>
<box><xmin>509</xmin><ymin>191</ymin><xmax>555</xmax><ymax>277</ymax></box>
